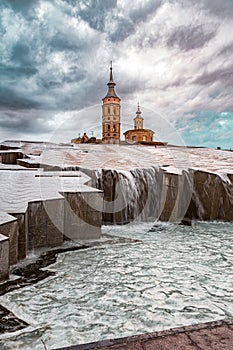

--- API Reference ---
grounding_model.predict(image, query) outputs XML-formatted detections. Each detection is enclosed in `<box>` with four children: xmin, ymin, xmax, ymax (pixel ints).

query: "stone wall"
<box><xmin>63</xmin><ymin>192</ymin><xmax>103</xmax><ymax>239</ymax></box>
<box><xmin>186</xmin><ymin>170</ymin><xmax>233</xmax><ymax>221</ymax></box>
<box><xmin>27</xmin><ymin>199</ymin><xmax>64</xmax><ymax>250</ymax></box>
<box><xmin>154</xmin><ymin>170</ymin><xmax>233</xmax><ymax>222</ymax></box>
<box><xmin>11</xmin><ymin>213</ymin><xmax>28</xmax><ymax>261</ymax></box>
<box><xmin>0</xmin><ymin>152</ymin><xmax>24</xmax><ymax>164</ymax></box>
<box><xmin>159</xmin><ymin>171</ymin><xmax>193</xmax><ymax>222</ymax></box>
<box><xmin>0</xmin><ymin>220</ymin><xmax>18</xmax><ymax>265</ymax></box>
<box><xmin>93</xmin><ymin>167</ymin><xmax>233</xmax><ymax>224</ymax></box>
<box><xmin>92</xmin><ymin>167</ymin><xmax>163</xmax><ymax>224</ymax></box>
<box><xmin>0</xmin><ymin>234</ymin><xmax>9</xmax><ymax>280</ymax></box>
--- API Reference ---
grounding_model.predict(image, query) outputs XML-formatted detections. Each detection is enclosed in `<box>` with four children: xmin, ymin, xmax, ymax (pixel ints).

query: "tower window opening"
<box><xmin>108</xmin><ymin>124</ymin><xmax>110</xmax><ymax>131</ymax></box>
<box><xmin>114</xmin><ymin>107</ymin><xmax>116</xmax><ymax>115</ymax></box>
<box><xmin>108</xmin><ymin>107</ymin><xmax>110</xmax><ymax>115</ymax></box>
<box><xmin>113</xmin><ymin>125</ymin><xmax>116</xmax><ymax>132</ymax></box>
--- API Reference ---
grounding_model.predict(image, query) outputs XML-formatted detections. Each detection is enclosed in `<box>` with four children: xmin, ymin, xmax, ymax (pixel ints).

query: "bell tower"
<box><xmin>102</xmin><ymin>63</ymin><xmax>121</xmax><ymax>144</ymax></box>
<box><xmin>134</xmin><ymin>103</ymin><xmax>144</xmax><ymax>129</ymax></box>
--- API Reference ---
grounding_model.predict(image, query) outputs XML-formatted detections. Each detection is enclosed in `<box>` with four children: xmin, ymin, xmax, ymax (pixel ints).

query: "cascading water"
<box><xmin>90</xmin><ymin>167</ymin><xmax>233</xmax><ymax>224</ymax></box>
<box><xmin>188</xmin><ymin>170</ymin><xmax>233</xmax><ymax>221</ymax></box>
<box><xmin>92</xmin><ymin>166</ymin><xmax>164</xmax><ymax>224</ymax></box>
<box><xmin>1</xmin><ymin>221</ymin><xmax>233</xmax><ymax>350</ymax></box>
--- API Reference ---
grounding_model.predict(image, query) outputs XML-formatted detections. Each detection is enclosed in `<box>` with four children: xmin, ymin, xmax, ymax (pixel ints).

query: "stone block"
<box><xmin>0</xmin><ymin>234</ymin><xmax>9</xmax><ymax>280</ymax></box>
<box><xmin>159</xmin><ymin>172</ymin><xmax>190</xmax><ymax>222</ymax></box>
<box><xmin>44</xmin><ymin>198</ymin><xmax>65</xmax><ymax>238</ymax></box>
<box><xmin>27</xmin><ymin>199</ymin><xmax>63</xmax><ymax>251</ymax></box>
<box><xmin>1</xmin><ymin>151</ymin><xmax>24</xmax><ymax>164</ymax></box>
<box><xmin>12</xmin><ymin>213</ymin><xmax>27</xmax><ymax>260</ymax></box>
<box><xmin>28</xmin><ymin>225</ymin><xmax>47</xmax><ymax>250</ymax></box>
<box><xmin>0</xmin><ymin>220</ymin><xmax>18</xmax><ymax>265</ymax></box>
<box><xmin>27</xmin><ymin>201</ymin><xmax>46</xmax><ymax>225</ymax></box>
<box><xmin>188</xmin><ymin>171</ymin><xmax>233</xmax><ymax>221</ymax></box>
<box><xmin>46</xmin><ymin>220</ymin><xmax>63</xmax><ymax>247</ymax></box>
<box><xmin>64</xmin><ymin>192</ymin><xmax>103</xmax><ymax>240</ymax></box>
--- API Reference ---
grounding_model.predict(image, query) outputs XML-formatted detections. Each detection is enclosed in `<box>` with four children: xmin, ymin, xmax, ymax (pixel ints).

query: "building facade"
<box><xmin>102</xmin><ymin>64</ymin><xmax>121</xmax><ymax>144</ymax></box>
<box><xmin>124</xmin><ymin>104</ymin><xmax>154</xmax><ymax>143</ymax></box>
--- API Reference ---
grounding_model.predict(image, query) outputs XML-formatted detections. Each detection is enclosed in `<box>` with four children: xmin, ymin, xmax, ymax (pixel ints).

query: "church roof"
<box><xmin>124</xmin><ymin>128</ymin><xmax>154</xmax><ymax>135</ymax></box>
<box><xmin>103</xmin><ymin>64</ymin><xmax>120</xmax><ymax>100</ymax></box>
<box><xmin>134</xmin><ymin>103</ymin><xmax>143</xmax><ymax>119</ymax></box>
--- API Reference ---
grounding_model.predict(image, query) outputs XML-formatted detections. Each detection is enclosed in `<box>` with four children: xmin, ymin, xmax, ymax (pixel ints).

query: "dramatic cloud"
<box><xmin>0</xmin><ymin>0</ymin><xmax>233</xmax><ymax>148</ymax></box>
<box><xmin>166</xmin><ymin>25</ymin><xmax>216</xmax><ymax>52</ymax></box>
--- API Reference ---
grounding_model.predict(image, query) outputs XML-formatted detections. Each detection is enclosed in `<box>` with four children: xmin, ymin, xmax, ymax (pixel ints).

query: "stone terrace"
<box><xmin>0</xmin><ymin>168</ymin><xmax>103</xmax><ymax>279</ymax></box>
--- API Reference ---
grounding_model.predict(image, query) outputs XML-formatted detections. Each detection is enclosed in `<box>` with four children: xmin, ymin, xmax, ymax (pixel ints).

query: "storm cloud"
<box><xmin>166</xmin><ymin>25</ymin><xmax>216</xmax><ymax>52</ymax></box>
<box><xmin>0</xmin><ymin>0</ymin><xmax>233</xmax><ymax>148</ymax></box>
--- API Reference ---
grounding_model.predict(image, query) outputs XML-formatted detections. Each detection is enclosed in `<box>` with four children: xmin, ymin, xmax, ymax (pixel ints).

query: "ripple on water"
<box><xmin>0</xmin><ymin>221</ymin><xmax>233</xmax><ymax>350</ymax></box>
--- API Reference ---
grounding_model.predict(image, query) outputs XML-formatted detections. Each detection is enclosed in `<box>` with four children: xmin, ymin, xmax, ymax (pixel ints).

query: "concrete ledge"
<box><xmin>53</xmin><ymin>319</ymin><xmax>233</xmax><ymax>350</ymax></box>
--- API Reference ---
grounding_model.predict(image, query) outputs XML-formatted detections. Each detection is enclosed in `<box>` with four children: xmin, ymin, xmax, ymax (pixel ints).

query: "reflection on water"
<box><xmin>0</xmin><ymin>222</ymin><xmax>233</xmax><ymax>350</ymax></box>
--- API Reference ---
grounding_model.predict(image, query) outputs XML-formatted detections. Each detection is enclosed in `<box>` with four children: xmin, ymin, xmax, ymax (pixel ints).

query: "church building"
<box><xmin>124</xmin><ymin>104</ymin><xmax>154</xmax><ymax>143</ymax></box>
<box><xmin>71</xmin><ymin>63</ymin><xmax>163</xmax><ymax>145</ymax></box>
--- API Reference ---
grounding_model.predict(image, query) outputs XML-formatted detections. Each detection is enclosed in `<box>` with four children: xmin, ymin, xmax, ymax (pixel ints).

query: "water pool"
<box><xmin>0</xmin><ymin>221</ymin><xmax>233</xmax><ymax>349</ymax></box>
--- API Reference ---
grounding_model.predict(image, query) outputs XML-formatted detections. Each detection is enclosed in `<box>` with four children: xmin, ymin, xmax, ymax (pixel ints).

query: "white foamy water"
<box><xmin>0</xmin><ymin>222</ymin><xmax>233</xmax><ymax>349</ymax></box>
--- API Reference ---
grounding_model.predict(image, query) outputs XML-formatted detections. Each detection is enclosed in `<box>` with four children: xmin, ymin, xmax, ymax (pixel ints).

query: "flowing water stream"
<box><xmin>0</xmin><ymin>221</ymin><xmax>233</xmax><ymax>349</ymax></box>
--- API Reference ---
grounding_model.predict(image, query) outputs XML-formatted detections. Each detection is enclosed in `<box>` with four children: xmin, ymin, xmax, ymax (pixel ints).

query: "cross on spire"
<box><xmin>136</xmin><ymin>102</ymin><xmax>142</xmax><ymax>116</ymax></box>
<box><xmin>109</xmin><ymin>61</ymin><xmax>114</xmax><ymax>83</ymax></box>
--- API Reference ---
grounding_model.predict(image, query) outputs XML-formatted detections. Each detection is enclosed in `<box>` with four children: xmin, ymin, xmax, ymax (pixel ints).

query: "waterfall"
<box><xmin>188</xmin><ymin>170</ymin><xmax>233</xmax><ymax>221</ymax></box>
<box><xmin>92</xmin><ymin>166</ymin><xmax>164</xmax><ymax>224</ymax></box>
<box><xmin>89</xmin><ymin>166</ymin><xmax>233</xmax><ymax>224</ymax></box>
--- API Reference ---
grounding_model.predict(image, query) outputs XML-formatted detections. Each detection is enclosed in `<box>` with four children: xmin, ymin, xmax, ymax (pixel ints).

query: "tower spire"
<box><xmin>134</xmin><ymin>102</ymin><xmax>144</xmax><ymax>129</ymax></box>
<box><xmin>136</xmin><ymin>102</ymin><xmax>142</xmax><ymax>116</ymax></box>
<box><xmin>109</xmin><ymin>62</ymin><xmax>114</xmax><ymax>84</ymax></box>
<box><xmin>104</xmin><ymin>62</ymin><xmax>119</xmax><ymax>99</ymax></box>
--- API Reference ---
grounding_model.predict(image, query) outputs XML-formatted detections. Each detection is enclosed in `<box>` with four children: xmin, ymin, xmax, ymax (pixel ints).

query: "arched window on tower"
<box><xmin>108</xmin><ymin>106</ymin><xmax>110</xmax><ymax>115</ymax></box>
<box><xmin>113</xmin><ymin>125</ymin><xmax>116</xmax><ymax>132</ymax></box>
<box><xmin>114</xmin><ymin>107</ymin><xmax>116</xmax><ymax>115</ymax></box>
<box><xmin>108</xmin><ymin>124</ymin><xmax>110</xmax><ymax>131</ymax></box>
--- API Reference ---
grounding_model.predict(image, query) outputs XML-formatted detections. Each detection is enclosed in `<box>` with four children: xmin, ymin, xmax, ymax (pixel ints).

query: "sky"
<box><xmin>1</xmin><ymin>0</ymin><xmax>233</xmax><ymax>148</ymax></box>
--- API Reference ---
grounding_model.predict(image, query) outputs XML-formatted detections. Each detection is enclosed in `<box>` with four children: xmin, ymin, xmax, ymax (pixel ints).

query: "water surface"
<box><xmin>0</xmin><ymin>221</ymin><xmax>233</xmax><ymax>349</ymax></box>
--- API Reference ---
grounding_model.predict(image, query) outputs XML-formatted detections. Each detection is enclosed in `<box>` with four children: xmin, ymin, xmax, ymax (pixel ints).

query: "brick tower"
<box><xmin>102</xmin><ymin>63</ymin><xmax>121</xmax><ymax>144</ymax></box>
